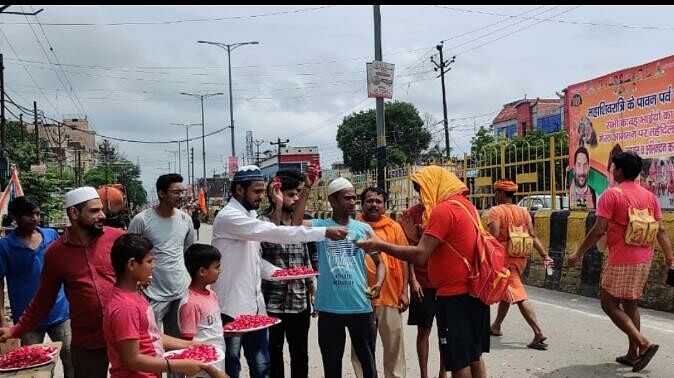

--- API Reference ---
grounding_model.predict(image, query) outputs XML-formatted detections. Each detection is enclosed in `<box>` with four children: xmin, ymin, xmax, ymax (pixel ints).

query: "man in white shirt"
<box><xmin>211</xmin><ymin>165</ymin><xmax>347</xmax><ymax>378</ymax></box>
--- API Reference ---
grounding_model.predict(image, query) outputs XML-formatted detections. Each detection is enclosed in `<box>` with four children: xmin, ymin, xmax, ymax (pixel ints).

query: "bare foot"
<box><xmin>490</xmin><ymin>326</ymin><xmax>503</xmax><ymax>336</ymax></box>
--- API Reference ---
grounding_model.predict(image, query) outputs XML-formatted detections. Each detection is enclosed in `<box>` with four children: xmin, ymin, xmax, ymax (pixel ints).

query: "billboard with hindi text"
<box><xmin>567</xmin><ymin>54</ymin><xmax>674</xmax><ymax>209</ymax></box>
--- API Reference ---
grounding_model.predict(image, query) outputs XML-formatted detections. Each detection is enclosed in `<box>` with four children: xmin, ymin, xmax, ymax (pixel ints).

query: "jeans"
<box><xmin>267</xmin><ymin>310</ymin><xmax>310</xmax><ymax>378</ymax></box>
<box><xmin>148</xmin><ymin>297</ymin><xmax>182</xmax><ymax>338</ymax></box>
<box><xmin>318</xmin><ymin>311</ymin><xmax>377</xmax><ymax>378</ymax></box>
<box><xmin>222</xmin><ymin>314</ymin><xmax>271</xmax><ymax>378</ymax></box>
<box><xmin>21</xmin><ymin>319</ymin><xmax>74</xmax><ymax>378</ymax></box>
<box><xmin>70</xmin><ymin>346</ymin><xmax>108</xmax><ymax>378</ymax></box>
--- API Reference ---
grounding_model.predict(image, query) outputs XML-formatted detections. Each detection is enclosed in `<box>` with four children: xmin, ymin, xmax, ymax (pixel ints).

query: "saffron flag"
<box><xmin>0</xmin><ymin>168</ymin><xmax>25</xmax><ymax>221</ymax></box>
<box><xmin>198</xmin><ymin>187</ymin><xmax>207</xmax><ymax>214</ymax></box>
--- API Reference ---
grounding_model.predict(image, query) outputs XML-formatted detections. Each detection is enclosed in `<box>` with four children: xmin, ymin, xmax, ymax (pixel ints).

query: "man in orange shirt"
<box><xmin>358</xmin><ymin>166</ymin><xmax>489</xmax><ymax>378</ymax></box>
<box><xmin>487</xmin><ymin>180</ymin><xmax>553</xmax><ymax>350</ymax></box>
<box><xmin>351</xmin><ymin>187</ymin><xmax>409</xmax><ymax>378</ymax></box>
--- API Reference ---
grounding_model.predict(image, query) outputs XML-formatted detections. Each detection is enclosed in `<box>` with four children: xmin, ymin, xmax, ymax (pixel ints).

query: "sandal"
<box><xmin>615</xmin><ymin>355</ymin><xmax>635</xmax><ymax>366</ymax></box>
<box><xmin>632</xmin><ymin>344</ymin><xmax>659</xmax><ymax>372</ymax></box>
<box><xmin>527</xmin><ymin>339</ymin><xmax>548</xmax><ymax>350</ymax></box>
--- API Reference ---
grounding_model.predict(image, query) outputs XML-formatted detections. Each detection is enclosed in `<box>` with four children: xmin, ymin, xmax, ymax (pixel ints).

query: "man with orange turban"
<box><xmin>487</xmin><ymin>179</ymin><xmax>553</xmax><ymax>351</ymax></box>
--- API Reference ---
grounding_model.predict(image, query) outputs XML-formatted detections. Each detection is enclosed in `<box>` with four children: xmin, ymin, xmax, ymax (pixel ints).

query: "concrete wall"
<box><xmin>515</xmin><ymin>210</ymin><xmax>674</xmax><ymax>312</ymax></box>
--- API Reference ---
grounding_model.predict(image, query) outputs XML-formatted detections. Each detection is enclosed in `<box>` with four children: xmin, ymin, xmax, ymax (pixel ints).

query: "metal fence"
<box><xmin>307</xmin><ymin>136</ymin><xmax>570</xmax><ymax>214</ymax></box>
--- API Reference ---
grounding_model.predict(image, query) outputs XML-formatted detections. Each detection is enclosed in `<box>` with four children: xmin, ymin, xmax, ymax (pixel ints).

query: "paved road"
<box><xmin>51</xmin><ymin>223</ymin><xmax>674</xmax><ymax>377</ymax></box>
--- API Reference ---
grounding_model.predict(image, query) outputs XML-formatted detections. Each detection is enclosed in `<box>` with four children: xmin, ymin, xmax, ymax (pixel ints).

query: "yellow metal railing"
<box><xmin>307</xmin><ymin>136</ymin><xmax>570</xmax><ymax>214</ymax></box>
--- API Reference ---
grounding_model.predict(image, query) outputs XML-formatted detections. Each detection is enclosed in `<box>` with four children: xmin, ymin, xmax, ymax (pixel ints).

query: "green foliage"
<box><xmin>336</xmin><ymin>101</ymin><xmax>431</xmax><ymax>171</ymax></box>
<box><xmin>20</xmin><ymin>166</ymin><xmax>72</xmax><ymax>223</ymax></box>
<box><xmin>2</xmin><ymin>122</ymin><xmax>146</xmax><ymax>220</ymax></box>
<box><xmin>470</xmin><ymin>126</ymin><xmax>497</xmax><ymax>157</ymax></box>
<box><xmin>3</xmin><ymin>121</ymin><xmax>72</xmax><ymax>222</ymax></box>
<box><xmin>85</xmin><ymin>141</ymin><xmax>147</xmax><ymax>209</ymax></box>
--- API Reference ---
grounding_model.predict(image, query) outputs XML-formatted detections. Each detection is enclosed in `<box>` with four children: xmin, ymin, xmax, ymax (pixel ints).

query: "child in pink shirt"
<box><xmin>104</xmin><ymin>234</ymin><xmax>226</xmax><ymax>378</ymax></box>
<box><xmin>180</xmin><ymin>244</ymin><xmax>227</xmax><ymax>376</ymax></box>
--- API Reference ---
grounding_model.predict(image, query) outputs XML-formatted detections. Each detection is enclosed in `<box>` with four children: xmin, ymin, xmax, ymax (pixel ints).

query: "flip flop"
<box><xmin>632</xmin><ymin>344</ymin><xmax>659</xmax><ymax>372</ymax></box>
<box><xmin>615</xmin><ymin>355</ymin><xmax>635</xmax><ymax>367</ymax></box>
<box><xmin>527</xmin><ymin>339</ymin><xmax>548</xmax><ymax>350</ymax></box>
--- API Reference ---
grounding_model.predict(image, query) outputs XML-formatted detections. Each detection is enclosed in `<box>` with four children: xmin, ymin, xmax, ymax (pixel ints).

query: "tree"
<box><xmin>84</xmin><ymin>141</ymin><xmax>147</xmax><ymax>209</ymax></box>
<box><xmin>470</xmin><ymin>126</ymin><xmax>496</xmax><ymax>157</ymax></box>
<box><xmin>21</xmin><ymin>166</ymin><xmax>73</xmax><ymax>224</ymax></box>
<box><xmin>3</xmin><ymin>120</ymin><xmax>72</xmax><ymax>222</ymax></box>
<box><xmin>336</xmin><ymin>101</ymin><xmax>431</xmax><ymax>171</ymax></box>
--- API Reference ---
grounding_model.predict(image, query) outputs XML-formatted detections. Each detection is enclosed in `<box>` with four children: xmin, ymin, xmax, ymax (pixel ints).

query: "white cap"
<box><xmin>327</xmin><ymin>177</ymin><xmax>354</xmax><ymax>196</ymax></box>
<box><xmin>65</xmin><ymin>187</ymin><xmax>100</xmax><ymax>208</ymax></box>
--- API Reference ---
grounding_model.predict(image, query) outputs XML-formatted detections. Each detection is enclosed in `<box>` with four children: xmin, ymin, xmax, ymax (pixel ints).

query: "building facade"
<box><xmin>492</xmin><ymin>98</ymin><xmax>563</xmax><ymax>139</ymax></box>
<box><xmin>258</xmin><ymin>146</ymin><xmax>320</xmax><ymax>180</ymax></box>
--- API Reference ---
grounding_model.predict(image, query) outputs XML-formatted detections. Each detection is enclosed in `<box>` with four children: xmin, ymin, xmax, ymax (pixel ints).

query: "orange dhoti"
<box><xmin>502</xmin><ymin>256</ymin><xmax>529</xmax><ymax>304</ymax></box>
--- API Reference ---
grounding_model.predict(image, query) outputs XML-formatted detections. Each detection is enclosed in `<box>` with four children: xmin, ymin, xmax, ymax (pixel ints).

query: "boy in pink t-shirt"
<box><xmin>104</xmin><ymin>234</ymin><xmax>226</xmax><ymax>378</ymax></box>
<box><xmin>570</xmin><ymin>152</ymin><xmax>673</xmax><ymax>373</ymax></box>
<box><xmin>180</xmin><ymin>244</ymin><xmax>227</xmax><ymax>376</ymax></box>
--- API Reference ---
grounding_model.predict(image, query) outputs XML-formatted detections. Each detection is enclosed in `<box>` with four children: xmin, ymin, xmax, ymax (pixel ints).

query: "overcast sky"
<box><xmin>2</xmin><ymin>5</ymin><xmax>673</xmax><ymax>196</ymax></box>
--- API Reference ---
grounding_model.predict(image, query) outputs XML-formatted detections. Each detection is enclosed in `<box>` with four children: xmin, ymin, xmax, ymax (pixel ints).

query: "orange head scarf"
<box><xmin>494</xmin><ymin>179</ymin><xmax>518</xmax><ymax>193</ymax></box>
<box><xmin>410</xmin><ymin>165</ymin><xmax>468</xmax><ymax>225</ymax></box>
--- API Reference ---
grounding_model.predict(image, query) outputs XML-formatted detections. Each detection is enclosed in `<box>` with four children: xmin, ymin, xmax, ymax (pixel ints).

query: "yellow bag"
<box><xmin>508</xmin><ymin>224</ymin><xmax>534</xmax><ymax>257</ymax></box>
<box><xmin>614</xmin><ymin>188</ymin><xmax>659</xmax><ymax>246</ymax></box>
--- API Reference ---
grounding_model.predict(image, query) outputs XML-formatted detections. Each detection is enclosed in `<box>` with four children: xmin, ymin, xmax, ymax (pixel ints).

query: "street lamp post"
<box><xmin>179</xmin><ymin>92</ymin><xmax>223</xmax><ymax>199</ymax></box>
<box><xmin>197</xmin><ymin>40</ymin><xmax>259</xmax><ymax>159</ymax></box>
<box><xmin>170</xmin><ymin>122</ymin><xmax>201</xmax><ymax>191</ymax></box>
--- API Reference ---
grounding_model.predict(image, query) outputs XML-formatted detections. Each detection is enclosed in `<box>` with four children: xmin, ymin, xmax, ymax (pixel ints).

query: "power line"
<box><xmin>0</xmin><ymin>27</ymin><xmax>59</xmax><ymax>114</ymax></box>
<box><xmin>3</xmin><ymin>92</ymin><xmax>228</xmax><ymax>145</ymax></box>
<box><xmin>22</xmin><ymin>6</ymin><xmax>86</xmax><ymax>116</ymax></box>
<box><xmin>0</xmin><ymin>6</ymin><xmax>335</xmax><ymax>26</ymax></box>
<box><xmin>443</xmin><ymin>6</ymin><xmax>561</xmax><ymax>53</ymax></box>
<box><xmin>434</xmin><ymin>5</ymin><xmax>674</xmax><ymax>31</ymax></box>
<box><xmin>453</xmin><ymin>7</ymin><xmax>581</xmax><ymax>57</ymax></box>
<box><xmin>29</xmin><ymin>5</ymin><xmax>89</xmax><ymax>121</ymax></box>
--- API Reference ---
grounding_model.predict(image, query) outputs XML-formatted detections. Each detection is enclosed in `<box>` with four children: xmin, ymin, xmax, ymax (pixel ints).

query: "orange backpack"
<box><xmin>444</xmin><ymin>199</ymin><xmax>511</xmax><ymax>306</ymax></box>
<box><xmin>613</xmin><ymin>187</ymin><xmax>659</xmax><ymax>246</ymax></box>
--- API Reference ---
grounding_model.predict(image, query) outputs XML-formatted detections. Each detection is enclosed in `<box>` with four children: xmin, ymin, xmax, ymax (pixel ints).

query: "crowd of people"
<box><xmin>0</xmin><ymin>151</ymin><xmax>671</xmax><ymax>378</ymax></box>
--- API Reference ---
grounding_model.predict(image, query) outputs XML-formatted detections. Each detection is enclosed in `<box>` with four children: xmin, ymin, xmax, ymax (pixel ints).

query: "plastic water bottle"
<box><xmin>546</xmin><ymin>265</ymin><xmax>554</xmax><ymax>276</ymax></box>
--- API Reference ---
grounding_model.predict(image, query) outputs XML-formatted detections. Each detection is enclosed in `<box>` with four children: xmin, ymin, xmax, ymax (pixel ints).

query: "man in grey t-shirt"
<box><xmin>128</xmin><ymin>173</ymin><xmax>195</xmax><ymax>337</ymax></box>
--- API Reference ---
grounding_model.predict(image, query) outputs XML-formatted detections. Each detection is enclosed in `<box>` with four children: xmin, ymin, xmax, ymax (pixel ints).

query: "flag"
<box><xmin>0</xmin><ymin>168</ymin><xmax>25</xmax><ymax>221</ymax></box>
<box><xmin>198</xmin><ymin>188</ymin><xmax>207</xmax><ymax>214</ymax></box>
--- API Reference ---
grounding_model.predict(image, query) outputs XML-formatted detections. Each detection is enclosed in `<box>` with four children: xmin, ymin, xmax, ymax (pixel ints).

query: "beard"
<box><xmin>242</xmin><ymin>199</ymin><xmax>260</xmax><ymax>211</ymax></box>
<box><xmin>574</xmin><ymin>175</ymin><xmax>587</xmax><ymax>188</ymax></box>
<box><xmin>78</xmin><ymin>218</ymin><xmax>104</xmax><ymax>236</ymax></box>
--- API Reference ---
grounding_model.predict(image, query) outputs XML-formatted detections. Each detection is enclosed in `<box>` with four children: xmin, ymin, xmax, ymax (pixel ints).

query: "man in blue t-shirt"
<box><xmin>0</xmin><ymin>197</ymin><xmax>72</xmax><ymax>377</ymax></box>
<box><xmin>310</xmin><ymin>177</ymin><xmax>385</xmax><ymax>378</ymax></box>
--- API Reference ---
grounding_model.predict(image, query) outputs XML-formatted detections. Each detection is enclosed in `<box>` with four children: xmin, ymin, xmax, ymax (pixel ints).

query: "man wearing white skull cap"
<box><xmin>211</xmin><ymin>165</ymin><xmax>348</xmax><ymax>378</ymax></box>
<box><xmin>0</xmin><ymin>186</ymin><xmax>126</xmax><ymax>378</ymax></box>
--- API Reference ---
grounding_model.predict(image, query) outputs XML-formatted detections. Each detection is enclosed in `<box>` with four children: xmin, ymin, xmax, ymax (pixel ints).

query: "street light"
<box><xmin>197</xmin><ymin>40</ymin><xmax>259</xmax><ymax>159</ymax></box>
<box><xmin>165</xmin><ymin>150</ymin><xmax>179</xmax><ymax>175</ymax></box>
<box><xmin>180</xmin><ymin>92</ymin><xmax>224</xmax><ymax>197</ymax></box>
<box><xmin>170</xmin><ymin>122</ymin><xmax>201</xmax><ymax>190</ymax></box>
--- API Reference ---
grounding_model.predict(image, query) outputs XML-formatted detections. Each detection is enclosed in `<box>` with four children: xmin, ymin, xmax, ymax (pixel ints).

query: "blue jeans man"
<box><xmin>222</xmin><ymin>314</ymin><xmax>270</xmax><ymax>378</ymax></box>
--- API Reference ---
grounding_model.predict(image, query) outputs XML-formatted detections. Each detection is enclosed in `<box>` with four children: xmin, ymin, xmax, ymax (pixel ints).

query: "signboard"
<box><xmin>228</xmin><ymin>156</ymin><xmax>238</xmax><ymax>176</ymax></box>
<box><xmin>367</xmin><ymin>61</ymin><xmax>395</xmax><ymax>99</ymax></box>
<box><xmin>567</xmin><ymin>55</ymin><xmax>674</xmax><ymax>209</ymax></box>
<box><xmin>30</xmin><ymin>164</ymin><xmax>47</xmax><ymax>174</ymax></box>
